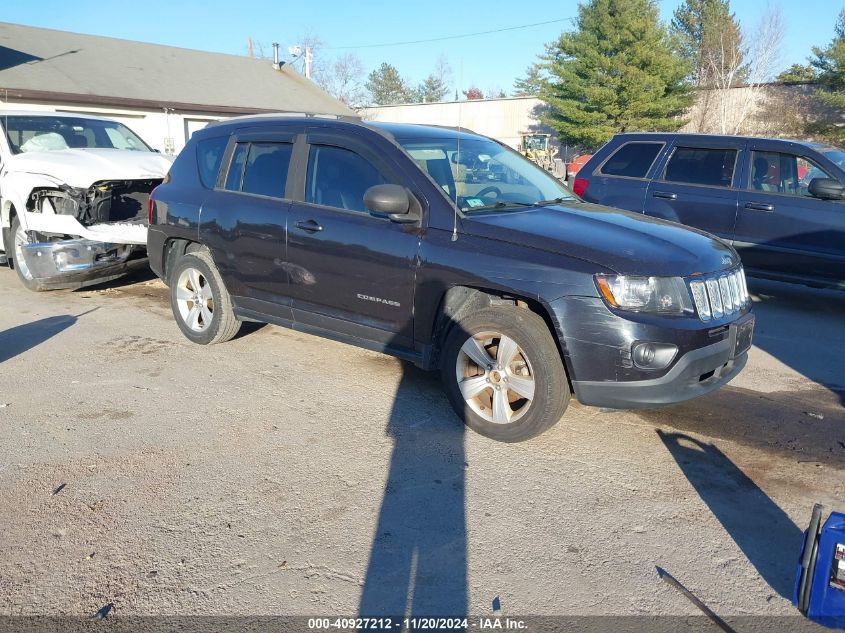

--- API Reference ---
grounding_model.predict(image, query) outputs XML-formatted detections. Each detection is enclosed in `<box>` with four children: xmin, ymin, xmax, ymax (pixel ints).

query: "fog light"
<box><xmin>632</xmin><ymin>342</ymin><xmax>678</xmax><ymax>370</ymax></box>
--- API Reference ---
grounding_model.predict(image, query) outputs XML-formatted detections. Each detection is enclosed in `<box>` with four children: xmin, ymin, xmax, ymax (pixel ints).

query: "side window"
<box><xmin>750</xmin><ymin>151</ymin><xmax>782</xmax><ymax>193</ymax></box>
<box><xmin>241</xmin><ymin>143</ymin><xmax>292</xmax><ymax>198</ymax></box>
<box><xmin>749</xmin><ymin>151</ymin><xmax>835</xmax><ymax>196</ymax></box>
<box><xmin>600</xmin><ymin>142</ymin><xmax>663</xmax><ymax>178</ymax></box>
<box><xmin>224</xmin><ymin>142</ymin><xmax>292</xmax><ymax>198</ymax></box>
<box><xmin>664</xmin><ymin>147</ymin><xmax>737</xmax><ymax>188</ymax></box>
<box><xmin>797</xmin><ymin>156</ymin><xmax>835</xmax><ymax>197</ymax></box>
<box><xmin>306</xmin><ymin>145</ymin><xmax>387</xmax><ymax>213</ymax></box>
<box><xmin>196</xmin><ymin>136</ymin><xmax>229</xmax><ymax>189</ymax></box>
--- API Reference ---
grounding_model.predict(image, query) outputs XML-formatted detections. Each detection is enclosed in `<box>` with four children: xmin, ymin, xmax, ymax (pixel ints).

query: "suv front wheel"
<box><xmin>441</xmin><ymin>306</ymin><xmax>569</xmax><ymax>442</ymax></box>
<box><xmin>170</xmin><ymin>251</ymin><xmax>241</xmax><ymax>345</ymax></box>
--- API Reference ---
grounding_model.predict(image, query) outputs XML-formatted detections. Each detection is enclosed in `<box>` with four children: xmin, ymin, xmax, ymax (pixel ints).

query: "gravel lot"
<box><xmin>0</xmin><ymin>264</ymin><xmax>843</xmax><ymax>626</ymax></box>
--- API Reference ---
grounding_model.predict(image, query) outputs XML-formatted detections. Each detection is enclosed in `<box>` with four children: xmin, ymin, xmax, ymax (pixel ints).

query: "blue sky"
<box><xmin>3</xmin><ymin>0</ymin><xmax>843</xmax><ymax>96</ymax></box>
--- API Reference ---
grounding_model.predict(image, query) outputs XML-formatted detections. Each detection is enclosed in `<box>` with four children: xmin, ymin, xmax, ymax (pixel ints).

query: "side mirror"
<box><xmin>364</xmin><ymin>184</ymin><xmax>417</xmax><ymax>223</ymax></box>
<box><xmin>808</xmin><ymin>177</ymin><xmax>845</xmax><ymax>200</ymax></box>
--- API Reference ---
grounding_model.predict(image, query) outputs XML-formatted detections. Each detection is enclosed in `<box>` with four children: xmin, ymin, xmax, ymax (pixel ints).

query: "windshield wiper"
<box><xmin>533</xmin><ymin>196</ymin><xmax>576</xmax><ymax>207</ymax></box>
<box><xmin>463</xmin><ymin>201</ymin><xmax>533</xmax><ymax>213</ymax></box>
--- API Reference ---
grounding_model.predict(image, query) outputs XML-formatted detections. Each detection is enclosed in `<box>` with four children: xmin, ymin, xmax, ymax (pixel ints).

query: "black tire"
<box><xmin>9</xmin><ymin>215</ymin><xmax>46</xmax><ymax>292</ymax></box>
<box><xmin>169</xmin><ymin>250</ymin><xmax>241</xmax><ymax>345</ymax></box>
<box><xmin>440</xmin><ymin>306</ymin><xmax>569</xmax><ymax>442</ymax></box>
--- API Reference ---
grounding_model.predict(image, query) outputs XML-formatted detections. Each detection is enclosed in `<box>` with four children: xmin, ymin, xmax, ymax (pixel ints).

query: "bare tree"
<box><xmin>317</xmin><ymin>53</ymin><xmax>367</xmax><ymax>108</ymax></box>
<box><xmin>701</xmin><ymin>5</ymin><xmax>785</xmax><ymax>134</ymax></box>
<box><xmin>433</xmin><ymin>54</ymin><xmax>453</xmax><ymax>92</ymax></box>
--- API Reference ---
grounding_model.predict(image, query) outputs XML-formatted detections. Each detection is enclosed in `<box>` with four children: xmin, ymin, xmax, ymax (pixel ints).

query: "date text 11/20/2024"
<box><xmin>307</xmin><ymin>617</ymin><xmax>527</xmax><ymax>630</ymax></box>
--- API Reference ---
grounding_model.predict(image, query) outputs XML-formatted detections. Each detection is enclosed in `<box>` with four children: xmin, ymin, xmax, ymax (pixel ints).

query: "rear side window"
<box><xmin>664</xmin><ymin>147</ymin><xmax>737</xmax><ymax>188</ymax></box>
<box><xmin>306</xmin><ymin>145</ymin><xmax>387</xmax><ymax>213</ymax></box>
<box><xmin>196</xmin><ymin>136</ymin><xmax>229</xmax><ymax>189</ymax></box>
<box><xmin>600</xmin><ymin>142</ymin><xmax>663</xmax><ymax>178</ymax></box>
<box><xmin>224</xmin><ymin>142</ymin><xmax>292</xmax><ymax>198</ymax></box>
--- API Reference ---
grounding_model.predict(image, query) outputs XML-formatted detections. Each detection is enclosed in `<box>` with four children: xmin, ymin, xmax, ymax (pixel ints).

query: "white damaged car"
<box><xmin>0</xmin><ymin>112</ymin><xmax>172</xmax><ymax>290</ymax></box>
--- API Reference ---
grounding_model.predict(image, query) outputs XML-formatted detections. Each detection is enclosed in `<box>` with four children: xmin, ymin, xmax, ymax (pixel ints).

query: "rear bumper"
<box><xmin>572</xmin><ymin>338</ymin><xmax>747</xmax><ymax>409</ymax></box>
<box><xmin>20</xmin><ymin>238</ymin><xmax>145</xmax><ymax>289</ymax></box>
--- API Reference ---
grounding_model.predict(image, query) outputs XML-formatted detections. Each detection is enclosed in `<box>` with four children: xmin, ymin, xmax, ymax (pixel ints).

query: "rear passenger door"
<box><xmin>735</xmin><ymin>143</ymin><xmax>845</xmax><ymax>282</ymax></box>
<box><xmin>583</xmin><ymin>140</ymin><xmax>666</xmax><ymax>212</ymax></box>
<box><xmin>199</xmin><ymin>129</ymin><xmax>297</xmax><ymax>318</ymax></box>
<box><xmin>285</xmin><ymin>129</ymin><xmax>422</xmax><ymax>349</ymax></box>
<box><xmin>643</xmin><ymin>140</ymin><xmax>744</xmax><ymax>241</ymax></box>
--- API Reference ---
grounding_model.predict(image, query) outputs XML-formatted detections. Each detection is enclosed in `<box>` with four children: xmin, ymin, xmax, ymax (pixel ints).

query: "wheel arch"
<box><xmin>161</xmin><ymin>238</ymin><xmax>207</xmax><ymax>284</ymax></box>
<box><xmin>429</xmin><ymin>284</ymin><xmax>574</xmax><ymax>392</ymax></box>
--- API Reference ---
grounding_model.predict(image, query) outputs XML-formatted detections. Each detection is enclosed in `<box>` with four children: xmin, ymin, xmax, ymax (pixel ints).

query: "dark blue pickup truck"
<box><xmin>575</xmin><ymin>134</ymin><xmax>845</xmax><ymax>289</ymax></box>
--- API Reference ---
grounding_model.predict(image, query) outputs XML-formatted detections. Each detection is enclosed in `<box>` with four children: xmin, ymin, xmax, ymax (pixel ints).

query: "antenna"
<box><xmin>451</xmin><ymin>60</ymin><xmax>463</xmax><ymax>242</ymax></box>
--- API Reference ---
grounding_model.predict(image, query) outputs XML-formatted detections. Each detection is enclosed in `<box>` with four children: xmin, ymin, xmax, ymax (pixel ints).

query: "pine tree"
<box><xmin>416</xmin><ymin>75</ymin><xmax>450</xmax><ymax>103</ymax></box>
<box><xmin>809</xmin><ymin>9</ymin><xmax>845</xmax><ymax>142</ymax></box>
<box><xmin>541</xmin><ymin>0</ymin><xmax>693</xmax><ymax>149</ymax></box>
<box><xmin>671</xmin><ymin>0</ymin><xmax>745</xmax><ymax>86</ymax></box>
<box><xmin>776</xmin><ymin>63</ymin><xmax>816</xmax><ymax>84</ymax></box>
<box><xmin>365</xmin><ymin>63</ymin><xmax>412</xmax><ymax>105</ymax></box>
<box><xmin>513</xmin><ymin>64</ymin><xmax>544</xmax><ymax>96</ymax></box>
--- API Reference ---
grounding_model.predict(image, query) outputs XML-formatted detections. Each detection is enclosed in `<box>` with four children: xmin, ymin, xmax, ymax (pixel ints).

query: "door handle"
<box><xmin>653</xmin><ymin>191</ymin><xmax>678</xmax><ymax>200</ymax></box>
<box><xmin>744</xmin><ymin>202</ymin><xmax>774</xmax><ymax>212</ymax></box>
<box><xmin>295</xmin><ymin>219</ymin><xmax>323</xmax><ymax>233</ymax></box>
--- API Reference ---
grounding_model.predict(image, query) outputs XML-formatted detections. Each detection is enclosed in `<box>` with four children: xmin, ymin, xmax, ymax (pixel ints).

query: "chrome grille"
<box><xmin>689</xmin><ymin>267</ymin><xmax>749</xmax><ymax>322</ymax></box>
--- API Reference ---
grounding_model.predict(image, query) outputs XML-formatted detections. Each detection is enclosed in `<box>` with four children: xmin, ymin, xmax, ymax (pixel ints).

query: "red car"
<box><xmin>567</xmin><ymin>154</ymin><xmax>593</xmax><ymax>180</ymax></box>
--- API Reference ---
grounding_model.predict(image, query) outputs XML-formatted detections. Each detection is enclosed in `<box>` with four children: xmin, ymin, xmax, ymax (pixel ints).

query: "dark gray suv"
<box><xmin>576</xmin><ymin>133</ymin><xmax>845</xmax><ymax>289</ymax></box>
<box><xmin>148</xmin><ymin>116</ymin><xmax>753</xmax><ymax>442</ymax></box>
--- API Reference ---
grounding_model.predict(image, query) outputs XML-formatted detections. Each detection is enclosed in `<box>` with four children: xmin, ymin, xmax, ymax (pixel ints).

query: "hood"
<box><xmin>461</xmin><ymin>203</ymin><xmax>739</xmax><ymax>277</ymax></box>
<box><xmin>4</xmin><ymin>148</ymin><xmax>172</xmax><ymax>187</ymax></box>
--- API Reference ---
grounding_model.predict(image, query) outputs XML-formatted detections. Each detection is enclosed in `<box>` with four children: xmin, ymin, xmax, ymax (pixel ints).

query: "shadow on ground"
<box><xmin>746</xmin><ymin>278</ymin><xmax>845</xmax><ymax>406</ymax></box>
<box><xmin>73</xmin><ymin>265</ymin><xmax>158</xmax><ymax>294</ymax></box>
<box><xmin>359</xmin><ymin>363</ymin><xmax>468</xmax><ymax>621</ymax></box>
<box><xmin>0</xmin><ymin>314</ymin><xmax>78</xmax><ymax>363</ymax></box>
<box><xmin>636</xmin><ymin>385</ymin><xmax>845</xmax><ymax>467</ymax></box>
<box><xmin>657</xmin><ymin>430</ymin><xmax>802</xmax><ymax>599</ymax></box>
<box><xmin>637</xmin><ymin>278</ymin><xmax>845</xmax><ymax>467</ymax></box>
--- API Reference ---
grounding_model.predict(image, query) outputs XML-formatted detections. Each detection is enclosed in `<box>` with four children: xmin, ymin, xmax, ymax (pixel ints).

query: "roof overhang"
<box><xmin>0</xmin><ymin>87</ymin><xmax>283</xmax><ymax>116</ymax></box>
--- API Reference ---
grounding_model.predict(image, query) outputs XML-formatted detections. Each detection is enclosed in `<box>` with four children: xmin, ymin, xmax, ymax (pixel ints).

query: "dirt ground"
<box><xmin>0</xmin><ymin>265</ymin><xmax>843</xmax><ymax>627</ymax></box>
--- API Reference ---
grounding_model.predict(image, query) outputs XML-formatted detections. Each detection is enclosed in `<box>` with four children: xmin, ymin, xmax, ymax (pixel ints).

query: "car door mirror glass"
<box><xmin>808</xmin><ymin>177</ymin><xmax>845</xmax><ymax>200</ymax></box>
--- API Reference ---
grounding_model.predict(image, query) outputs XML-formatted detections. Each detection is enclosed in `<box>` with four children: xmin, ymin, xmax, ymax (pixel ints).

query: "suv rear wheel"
<box><xmin>441</xmin><ymin>306</ymin><xmax>569</xmax><ymax>442</ymax></box>
<box><xmin>170</xmin><ymin>251</ymin><xmax>241</xmax><ymax>345</ymax></box>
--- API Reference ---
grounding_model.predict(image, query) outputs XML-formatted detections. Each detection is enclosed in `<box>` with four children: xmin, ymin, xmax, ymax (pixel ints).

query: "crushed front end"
<box><xmin>15</xmin><ymin>178</ymin><xmax>160</xmax><ymax>289</ymax></box>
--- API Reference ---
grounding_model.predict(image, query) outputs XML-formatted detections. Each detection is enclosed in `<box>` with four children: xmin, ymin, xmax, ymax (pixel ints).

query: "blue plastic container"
<box><xmin>794</xmin><ymin>505</ymin><xmax>845</xmax><ymax>629</ymax></box>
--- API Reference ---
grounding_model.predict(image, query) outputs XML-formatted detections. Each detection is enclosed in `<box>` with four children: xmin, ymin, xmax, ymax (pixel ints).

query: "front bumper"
<box><xmin>550</xmin><ymin>296</ymin><xmax>753</xmax><ymax>409</ymax></box>
<box><xmin>20</xmin><ymin>238</ymin><xmax>145</xmax><ymax>289</ymax></box>
<box><xmin>572</xmin><ymin>337</ymin><xmax>748</xmax><ymax>408</ymax></box>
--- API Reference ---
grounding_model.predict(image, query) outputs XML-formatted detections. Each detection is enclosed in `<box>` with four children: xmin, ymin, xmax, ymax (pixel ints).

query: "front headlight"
<box><xmin>594</xmin><ymin>274</ymin><xmax>693</xmax><ymax>315</ymax></box>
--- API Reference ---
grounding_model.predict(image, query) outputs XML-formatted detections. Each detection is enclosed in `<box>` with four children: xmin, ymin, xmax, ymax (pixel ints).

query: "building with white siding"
<box><xmin>361</xmin><ymin>96</ymin><xmax>552</xmax><ymax>151</ymax></box>
<box><xmin>0</xmin><ymin>22</ymin><xmax>352</xmax><ymax>156</ymax></box>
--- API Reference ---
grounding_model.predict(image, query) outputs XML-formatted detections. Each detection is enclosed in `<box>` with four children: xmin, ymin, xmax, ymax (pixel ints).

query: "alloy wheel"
<box><xmin>455</xmin><ymin>331</ymin><xmax>535</xmax><ymax>424</ymax></box>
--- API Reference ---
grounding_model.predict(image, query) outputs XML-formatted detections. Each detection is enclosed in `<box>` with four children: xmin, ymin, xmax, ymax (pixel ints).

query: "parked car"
<box><xmin>0</xmin><ymin>111</ymin><xmax>171</xmax><ymax>290</ymax></box>
<box><xmin>566</xmin><ymin>153</ymin><xmax>593</xmax><ymax>180</ymax></box>
<box><xmin>575</xmin><ymin>133</ymin><xmax>845</xmax><ymax>288</ymax></box>
<box><xmin>148</xmin><ymin>116</ymin><xmax>753</xmax><ymax>442</ymax></box>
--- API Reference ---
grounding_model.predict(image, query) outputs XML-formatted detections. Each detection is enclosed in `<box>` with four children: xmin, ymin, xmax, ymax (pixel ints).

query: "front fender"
<box><xmin>1</xmin><ymin>170</ymin><xmax>63</xmax><ymax>230</ymax></box>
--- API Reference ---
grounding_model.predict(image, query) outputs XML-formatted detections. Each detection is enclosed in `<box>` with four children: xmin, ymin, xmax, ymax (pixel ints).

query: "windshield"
<box><xmin>822</xmin><ymin>149</ymin><xmax>845</xmax><ymax>171</ymax></box>
<box><xmin>396</xmin><ymin>136</ymin><xmax>573</xmax><ymax>213</ymax></box>
<box><xmin>2</xmin><ymin>115</ymin><xmax>152</xmax><ymax>154</ymax></box>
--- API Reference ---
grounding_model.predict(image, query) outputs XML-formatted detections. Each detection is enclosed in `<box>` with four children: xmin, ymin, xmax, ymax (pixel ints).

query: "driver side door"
<box><xmin>735</xmin><ymin>144</ymin><xmax>845</xmax><ymax>284</ymax></box>
<box><xmin>285</xmin><ymin>129</ymin><xmax>423</xmax><ymax>351</ymax></box>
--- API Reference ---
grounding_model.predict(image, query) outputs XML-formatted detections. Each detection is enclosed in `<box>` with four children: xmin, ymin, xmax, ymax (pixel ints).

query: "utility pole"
<box><xmin>304</xmin><ymin>46</ymin><xmax>313</xmax><ymax>79</ymax></box>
